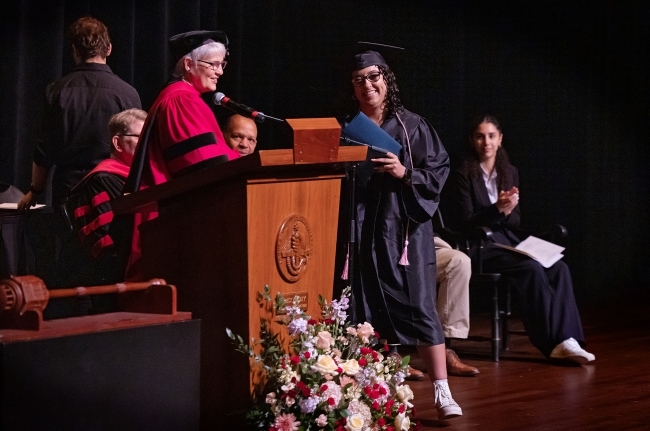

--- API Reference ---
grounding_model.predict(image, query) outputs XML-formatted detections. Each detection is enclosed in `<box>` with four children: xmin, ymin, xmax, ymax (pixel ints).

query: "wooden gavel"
<box><xmin>0</xmin><ymin>275</ymin><xmax>167</xmax><ymax>318</ymax></box>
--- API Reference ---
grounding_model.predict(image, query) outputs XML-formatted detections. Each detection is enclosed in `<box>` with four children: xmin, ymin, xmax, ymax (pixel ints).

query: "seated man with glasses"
<box><xmin>62</xmin><ymin>109</ymin><xmax>147</xmax><ymax>288</ymax></box>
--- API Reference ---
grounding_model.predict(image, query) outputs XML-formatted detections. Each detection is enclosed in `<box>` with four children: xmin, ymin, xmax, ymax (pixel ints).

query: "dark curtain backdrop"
<box><xmin>1</xmin><ymin>0</ymin><xmax>648</xmax><ymax>298</ymax></box>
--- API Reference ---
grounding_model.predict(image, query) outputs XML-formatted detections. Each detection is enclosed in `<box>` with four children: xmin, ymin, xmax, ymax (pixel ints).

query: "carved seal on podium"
<box><xmin>276</xmin><ymin>214</ymin><xmax>313</xmax><ymax>283</ymax></box>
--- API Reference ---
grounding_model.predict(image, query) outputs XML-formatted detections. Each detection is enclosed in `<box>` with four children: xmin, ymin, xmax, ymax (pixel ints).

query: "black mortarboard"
<box><xmin>349</xmin><ymin>41</ymin><xmax>404</xmax><ymax>71</ymax></box>
<box><xmin>168</xmin><ymin>30</ymin><xmax>229</xmax><ymax>63</ymax></box>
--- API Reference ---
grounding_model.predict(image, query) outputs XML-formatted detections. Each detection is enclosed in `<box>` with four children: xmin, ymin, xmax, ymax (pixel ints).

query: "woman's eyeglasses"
<box><xmin>197</xmin><ymin>59</ymin><xmax>228</xmax><ymax>71</ymax></box>
<box><xmin>351</xmin><ymin>71</ymin><xmax>382</xmax><ymax>87</ymax></box>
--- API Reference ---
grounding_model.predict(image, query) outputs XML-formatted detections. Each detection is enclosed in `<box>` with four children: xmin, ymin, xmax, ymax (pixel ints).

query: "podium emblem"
<box><xmin>276</xmin><ymin>214</ymin><xmax>313</xmax><ymax>283</ymax></box>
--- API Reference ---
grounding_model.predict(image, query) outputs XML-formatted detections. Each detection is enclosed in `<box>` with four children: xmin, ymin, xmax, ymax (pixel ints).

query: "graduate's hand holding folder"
<box><xmin>341</xmin><ymin>111</ymin><xmax>402</xmax><ymax>160</ymax></box>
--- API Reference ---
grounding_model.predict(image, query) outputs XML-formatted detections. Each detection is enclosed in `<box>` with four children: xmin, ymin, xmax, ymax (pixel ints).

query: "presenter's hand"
<box><xmin>17</xmin><ymin>191</ymin><xmax>38</xmax><ymax>211</ymax></box>
<box><xmin>371</xmin><ymin>152</ymin><xmax>406</xmax><ymax>179</ymax></box>
<box><xmin>496</xmin><ymin>186</ymin><xmax>519</xmax><ymax>216</ymax></box>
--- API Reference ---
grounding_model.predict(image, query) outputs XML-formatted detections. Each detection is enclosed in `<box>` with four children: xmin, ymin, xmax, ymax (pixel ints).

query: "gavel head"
<box><xmin>0</xmin><ymin>275</ymin><xmax>49</xmax><ymax>317</ymax></box>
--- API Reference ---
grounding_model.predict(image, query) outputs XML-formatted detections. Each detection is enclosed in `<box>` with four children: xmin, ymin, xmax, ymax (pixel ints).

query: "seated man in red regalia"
<box><xmin>64</xmin><ymin>109</ymin><xmax>147</xmax><ymax>287</ymax></box>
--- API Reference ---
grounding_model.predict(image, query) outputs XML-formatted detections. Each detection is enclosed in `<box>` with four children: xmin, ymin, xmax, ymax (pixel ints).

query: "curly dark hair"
<box><xmin>67</xmin><ymin>16</ymin><xmax>111</xmax><ymax>60</ymax></box>
<box><xmin>377</xmin><ymin>65</ymin><xmax>404</xmax><ymax>117</ymax></box>
<box><xmin>460</xmin><ymin>114</ymin><xmax>513</xmax><ymax>190</ymax></box>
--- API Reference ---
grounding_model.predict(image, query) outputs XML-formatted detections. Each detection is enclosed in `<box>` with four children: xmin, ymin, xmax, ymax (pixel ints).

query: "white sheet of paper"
<box><xmin>515</xmin><ymin>235</ymin><xmax>565</xmax><ymax>268</ymax></box>
<box><xmin>494</xmin><ymin>236</ymin><xmax>565</xmax><ymax>268</ymax></box>
<box><xmin>0</xmin><ymin>203</ymin><xmax>46</xmax><ymax>210</ymax></box>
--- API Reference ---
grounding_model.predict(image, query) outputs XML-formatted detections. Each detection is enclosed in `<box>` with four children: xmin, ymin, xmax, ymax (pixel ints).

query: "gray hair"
<box><xmin>173</xmin><ymin>41</ymin><xmax>227</xmax><ymax>78</ymax></box>
<box><xmin>108</xmin><ymin>108</ymin><xmax>148</xmax><ymax>136</ymax></box>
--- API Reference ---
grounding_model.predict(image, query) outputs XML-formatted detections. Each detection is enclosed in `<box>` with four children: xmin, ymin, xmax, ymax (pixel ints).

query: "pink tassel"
<box><xmin>341</xmin><ymin>251</ymin><xmax>350</xmax><ymax>280</ymax></box>
<box><xmin>398</xmin><ymin>239</ymin><xmax>410</xmax><ymax>266</ymax></box>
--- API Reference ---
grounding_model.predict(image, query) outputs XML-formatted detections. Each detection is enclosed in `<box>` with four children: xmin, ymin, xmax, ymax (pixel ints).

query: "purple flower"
<box><xmin>298</xmin><ymin>396</ymin><xmax>319</xmax><ymax>413</ymax></box>
<box><xmin>287</xmin><ymin>318</ymin><xmax>308</xmax><ymax>335</ymax></box>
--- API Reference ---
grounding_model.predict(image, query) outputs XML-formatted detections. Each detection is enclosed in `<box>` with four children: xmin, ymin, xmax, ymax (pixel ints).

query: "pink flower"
<box><xmin>316</xmin><ymin>330</ymin><xmax>335</xmax><ymax>349</ymax></box>
<box><xmin>273</xmin><ymin>413</ymin><xmax>300</xmax><ymax>431</ymax></box>
<box><xmin>356</xmin><ymin>322</ymin><xmax>374</xmax><ymax>343</ymax></box>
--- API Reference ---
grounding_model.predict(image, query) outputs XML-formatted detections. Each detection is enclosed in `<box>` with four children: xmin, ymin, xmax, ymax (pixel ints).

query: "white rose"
<box><xmin>345</xmin><ymin>413</ymin><xmax>364</xmax><ymax>431</ymax></box>
<box><xmin>356</xmin><ymin>322</ymin><xmax>374</xmax><ymax>343</ymax></box>
<box><xmin>340</xmin><ymin>358</ymin><xmax>361</xmax><ymax>376</ymax></box>
<box><xmin>396</xmin><ymin>384</ymin><xmax>414</xmax><ymax>407</ymax></box>
<box><xmin>394</xmin><ymin>412</ymin><xmax>410</xmax><ymax>430</ymax></box>
<box><xmin>316</xmin><ymin>331</ymin><xmax>335</xmax><ymax>350</ymax></box>
<box><xmin>311</xmin><ymin>354</ymin><xmax>339</xmax><ymax>375</ymax></box>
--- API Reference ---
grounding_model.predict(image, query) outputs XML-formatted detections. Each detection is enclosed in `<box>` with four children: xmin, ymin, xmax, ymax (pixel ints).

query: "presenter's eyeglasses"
<box><xmin>118</xmin><ymin>134</ymin><xmax>140</xmax><ymax>138</ymax></box>
<box><xmin>197</xmin><ymin>59</ymin><xmax>228</xmax><ymax>71</ymax></box>
<box><xmin>351</xmin><ymin>71</ymin><xmax>383</xmax><ymax>87</ymax></box>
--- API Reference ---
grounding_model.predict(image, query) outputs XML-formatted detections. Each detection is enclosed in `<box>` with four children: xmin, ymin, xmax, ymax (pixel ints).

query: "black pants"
<box><xmin>480</xmin><ymin>246</ymin><xmax>585</xmax><ymax>357</ymax></box>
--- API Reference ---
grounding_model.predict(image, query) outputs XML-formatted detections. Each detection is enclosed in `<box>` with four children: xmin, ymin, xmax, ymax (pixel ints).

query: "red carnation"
<box><xmin>290</xmin><ymin>355</ymin><xmax>300</xmax><ymax>364</ymax></box>
<box><xmin>398</xmin><ymin>404</ymin><xmax>406</xmax><ymax>413</ymax></box>
<box><xmin>358</xmin><ymin>358</ymin><xmax>368</xmax><ymax>366</ymax></box>
<box><xmin>377</xmin><ymin>418</ymin><xmax>386</xmax><ymax>426</ymax></box>
<box><xmin>303</xmin><ymin>351</ymin><xmax>311</xmax><ymax>359</ymax></box>
<box><xmin>372</xmin><ymin>401</ymin><xmax>380</xmax><ymax>410</ymax></box>
<box><xmin>328</xmin><ymin>397</ymin><xmax>336</xmax><ymax>406</ymax></box>
<box><xmin>320</xmin><ymin>384</ymin><xmax>328</xmax><ymax>392</ymax></box>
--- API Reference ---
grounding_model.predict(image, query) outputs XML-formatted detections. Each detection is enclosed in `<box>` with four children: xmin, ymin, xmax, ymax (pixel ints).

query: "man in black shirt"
<box><xmin>17</xmin><ymin>16</ymin><xmax>141</xmax><ymax>293</ymax></box>
<box><xmin>18</xmin><ymin>16</ymin><xmax>141</xmax><ymax>210</ymax></box>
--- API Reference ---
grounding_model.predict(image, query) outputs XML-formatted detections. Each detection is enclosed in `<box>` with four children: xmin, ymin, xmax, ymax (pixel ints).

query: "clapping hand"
<box><xmin>496</xmin><ymin>186</ymin><xmax>519</xmax><ymax>216</ymax></box>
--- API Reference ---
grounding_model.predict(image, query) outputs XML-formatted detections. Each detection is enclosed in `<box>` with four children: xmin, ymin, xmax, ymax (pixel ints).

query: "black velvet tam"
<box><xmin>168</xmin><ymin>30</ymin><xmax>229</xmax><ymax>62</ymax></box>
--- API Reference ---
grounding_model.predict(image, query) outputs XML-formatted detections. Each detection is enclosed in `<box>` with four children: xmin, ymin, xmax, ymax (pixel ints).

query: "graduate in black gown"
<box><xmin>339</xmin><ymin>43</ymin><xmax>462</xmax><ymax>420</ymax></box>
<box><xmin>443</xmin><ymin>114</ymin><xmax>595</xmax><ymax>365</ymax></box>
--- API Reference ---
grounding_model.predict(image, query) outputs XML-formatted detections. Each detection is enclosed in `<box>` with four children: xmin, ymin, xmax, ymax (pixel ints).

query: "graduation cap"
<box><xmin>349</xmin><ymin>41</ymin><xmax>404</xmax><ymax>71</ymax></box>
<box><xmin>168</xmin><ymin>30</ymin><xmax>229</xmax><ymax>63</ymax></box>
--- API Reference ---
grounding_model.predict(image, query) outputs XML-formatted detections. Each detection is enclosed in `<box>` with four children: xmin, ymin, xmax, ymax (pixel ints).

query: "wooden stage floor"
<box><xmin>404</xmin><ymin>288</ymin><xmax>650</xmax><ymax>430</ymax></box>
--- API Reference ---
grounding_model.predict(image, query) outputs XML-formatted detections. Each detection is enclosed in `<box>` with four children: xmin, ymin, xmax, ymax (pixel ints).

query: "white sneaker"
<box><xmin>433</xmin><ymin>380</ymin><xmax>462</xmax><ymax>420</ymax></box>
<box><xmin>550</xmin><ymin>338</ymin><xmax>595</xmax><ymax>365</ymax></box>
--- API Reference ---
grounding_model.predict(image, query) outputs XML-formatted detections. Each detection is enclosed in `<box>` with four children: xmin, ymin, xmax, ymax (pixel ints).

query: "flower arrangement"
<box><xmin>227</xmin><ymin>286</ymin><xmax>418</xmax><ymax>431</ymax></box>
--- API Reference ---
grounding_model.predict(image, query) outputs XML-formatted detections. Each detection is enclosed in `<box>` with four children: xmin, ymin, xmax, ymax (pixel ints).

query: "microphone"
<box><xmin>213</xmin><ymin>92</ymin><xmax>284</xmax><ymax>123</ymax></box>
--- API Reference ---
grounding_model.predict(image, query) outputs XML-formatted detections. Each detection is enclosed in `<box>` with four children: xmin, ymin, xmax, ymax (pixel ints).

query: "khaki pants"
<box><xmin>435</xmin><ymin>237</ymin><xmax>471</xmax><ymax>339</ymax></box>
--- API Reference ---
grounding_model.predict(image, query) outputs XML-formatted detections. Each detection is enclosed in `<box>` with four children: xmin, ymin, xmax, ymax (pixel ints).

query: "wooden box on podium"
<box><xmin>113</xmin><ymin>119</ymin><xmax>366</xmax><ymax>429</ymax></box>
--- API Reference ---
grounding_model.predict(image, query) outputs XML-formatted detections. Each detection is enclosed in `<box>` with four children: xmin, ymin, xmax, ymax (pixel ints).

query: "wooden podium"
<box><xmin>113</xmin><ymin>119</ymin><xmax>366</xmax><ymax>429</ymax></box>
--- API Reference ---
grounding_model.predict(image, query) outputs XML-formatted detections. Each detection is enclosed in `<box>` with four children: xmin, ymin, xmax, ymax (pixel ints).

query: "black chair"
<box><xmin>434</xmin><ymin>210</ymin><xmax>569</xmax><ymax>361</ymax></box>
<box><xmin>434</xmin><ymin>210</ymin><xmax>504</xmax><ymax>361</ymax></box>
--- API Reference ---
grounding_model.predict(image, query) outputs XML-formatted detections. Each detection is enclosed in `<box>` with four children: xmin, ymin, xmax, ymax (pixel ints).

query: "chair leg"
<box><xmin>502</xmin><ymin>284</ymin><xmax>511</xmax><ymax>350</ymax></box>
<box><xmin>492</xmin><ymin>283</ymin><xmax>500</xmax><ymax>361</ymax></box>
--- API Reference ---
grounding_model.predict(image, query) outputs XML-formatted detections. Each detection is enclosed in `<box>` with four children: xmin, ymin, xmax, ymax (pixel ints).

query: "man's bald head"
<box><xmin>224</xmin><ymin>114</ymin><xmax>258</xmax><ymax>156</ymax></box>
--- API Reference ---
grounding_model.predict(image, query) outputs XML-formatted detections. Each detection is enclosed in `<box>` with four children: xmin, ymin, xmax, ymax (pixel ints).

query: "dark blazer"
<box><xmin>442</xmin><ymin>163</ymin><xmax>522</xmax><ymax>256</ymax></box>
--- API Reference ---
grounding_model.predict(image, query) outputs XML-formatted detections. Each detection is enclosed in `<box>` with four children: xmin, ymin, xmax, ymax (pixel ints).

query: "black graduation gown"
<box><xmin>350</xmin><ymin>109</ymin><xmax>449</xmax><ymax>345</ymax></box>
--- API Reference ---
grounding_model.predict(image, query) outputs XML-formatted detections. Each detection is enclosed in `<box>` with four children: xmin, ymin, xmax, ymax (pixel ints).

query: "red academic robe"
<box><xmin>69</xmin><ymin>158</ymin><xmax>131</xmax><ymax>258</ymax></box>
<box><xmin>125</xmin><ymin>81</ymin><xmax>239</xmax><ymax>280</ymax></box>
